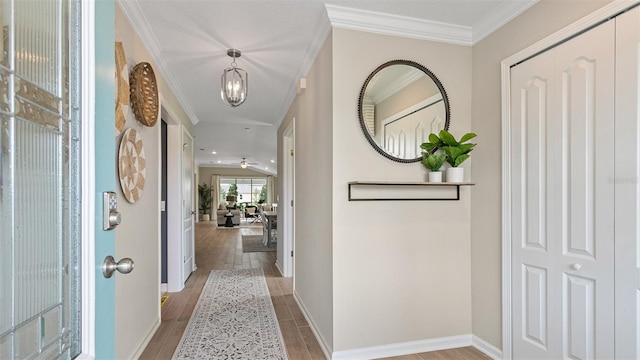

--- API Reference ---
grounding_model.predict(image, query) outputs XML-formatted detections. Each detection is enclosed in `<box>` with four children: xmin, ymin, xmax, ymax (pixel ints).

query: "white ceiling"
<box><xmin>118</xmin><ymin>0</ymin><xmax>537</xmax><ymax>175</ymax></box>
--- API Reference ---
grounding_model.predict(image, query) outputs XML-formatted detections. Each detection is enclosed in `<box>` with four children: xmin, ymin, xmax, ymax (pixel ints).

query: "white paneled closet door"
<box><xmin>614</xmin><ymin>6</ymin><xmax>640</xmax><ymax>359</ymax></box>
<box><xmin>510</xmin><ymin>20</ymin><xmax>615</xmax><ymax>359</ymax></box>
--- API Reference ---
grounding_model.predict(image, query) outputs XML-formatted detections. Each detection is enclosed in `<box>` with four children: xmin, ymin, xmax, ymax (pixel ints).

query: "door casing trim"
<box><xmin>80</xmin><ymin>0</ymin><xmax>96</xmax><ymax>357</ymax></box>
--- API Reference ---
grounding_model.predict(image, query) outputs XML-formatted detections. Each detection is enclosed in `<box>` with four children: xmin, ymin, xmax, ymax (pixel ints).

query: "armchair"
<box><xmin>245</xmin><ymin>206</ymin><xmax>259</xmax><ymax>223</ymax></box>
<box><xmin>216</xmin><ymin>207</ymin><xmax>241</xmax><ymax>226</ymax></box>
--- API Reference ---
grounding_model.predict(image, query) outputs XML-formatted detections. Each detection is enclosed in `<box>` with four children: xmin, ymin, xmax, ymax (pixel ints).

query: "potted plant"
<box><xmin>421</xmin><ymin>130</ymin><xmax>477</xmax><ymax>182</ymax></box>
<box><xmin>421</xmin><ymin>153</ymin><xmax>447</xmax><ymax>182</ymax></box>
<box><xmin>198</xmin><ymin>183</ymin><xmax>214</xmax><ymax>221</ymax></box>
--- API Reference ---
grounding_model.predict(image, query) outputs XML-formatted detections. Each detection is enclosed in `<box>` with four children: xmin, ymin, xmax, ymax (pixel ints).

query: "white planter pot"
<box><xmin>446</xmin><ymin>167</ymin><xmax>464</xmax><ymax>183</ymax></box>
<box><xmin>202</xmin><ymin>214</ymin><xmax>210</xmax><ymax>221</ymax></box>
<box><xmin>428</xmin><ymin>171</ymin><xmax>443</xmax><ymax>183</ymax></box>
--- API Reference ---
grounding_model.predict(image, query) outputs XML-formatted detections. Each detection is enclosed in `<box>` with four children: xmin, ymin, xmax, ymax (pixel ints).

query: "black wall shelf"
<box><xmin>347</xmin><ymin>181</ymin><xmax>475</xmax><ymax>201</ymax></box>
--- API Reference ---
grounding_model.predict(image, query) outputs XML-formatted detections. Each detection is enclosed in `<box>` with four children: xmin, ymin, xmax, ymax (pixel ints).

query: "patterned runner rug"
<box><xmin>172</xmin><ymin>268</ymin><xmax>288</xmax><ymax>360</ymax></box>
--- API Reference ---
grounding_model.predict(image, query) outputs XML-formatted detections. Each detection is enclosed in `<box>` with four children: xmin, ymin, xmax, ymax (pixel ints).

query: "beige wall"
<box><xmin>115</xmin><ymin>5</ymin><xmax>195</xmax><ymax>358</ymax></box>
<box><xmin>470</xmin><ymin>0</ymin><xmax>614</xmax><ymax>349</ymax></box>
<box><xmin>279</xmin><ymin>32</ymin><xmax>335</xmax><ymax>352</ymax></box>
<box><xmin>332</xmin><ymin>28</ymin><xmax>472</xmax><ymax>351</ymax></box>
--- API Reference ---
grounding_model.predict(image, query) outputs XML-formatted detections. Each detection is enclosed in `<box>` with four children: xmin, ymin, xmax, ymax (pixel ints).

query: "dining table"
<box><xmin>262</xmin><ymin>210</ymin><xmax>277</xmax><ymax>247</ymax></box>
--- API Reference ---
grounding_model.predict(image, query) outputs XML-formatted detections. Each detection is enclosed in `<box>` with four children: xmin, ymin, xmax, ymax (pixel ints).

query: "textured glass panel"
<box><xmin>42</xmin><ymin>305</ymin><xmax>60</xmax><ymax>348</ymax></box>
<box><xmin>0</xmin><ymin>0</ymin><xmax>12</xmax><ymax>68</ymax></box>
<box><xmin>38</xmin><ymin>342</ymin><xmax>61</xmax><ymax>360</ymax></box>
<box><xmin>0</xmin><ymin>333</ymin><xmax>13</xmax><ymax>359</ymax></box>
<box><xmin>0</xmin><ymin>67</ymin><xmax>10</xmax><ymax>113</ymax></box>
<box><xmin>15</xmin><ymin>0</ymin><xmax>59</xmax><ymax>94</ymax></box>
<box><xmin>15</xmin><ymin>318</ymin><xmax>38</xmax><ymax>359</ymax></box>
<box><xmin>16</xmin><ymin>75</ymin><xmax>60</xmax><ymax>113</ymax></box>
<box><xmin>61</xmin><ymin>0</ymin><xmax>69</xmax><ymax>119</ymax></box>
<box><xmin>0</xmin><ymin>333</ymin><xmax>11</xmax><ymax>359</ymax></box>
<box><xmin>14</xmin><ymin>117</ymin><xmax>62</xmax><ymax>325</ymax></box>
<box><xmin>0</xmin><ymin>113</ymin><xmax>12</xmax><ymax>337</ymax></box>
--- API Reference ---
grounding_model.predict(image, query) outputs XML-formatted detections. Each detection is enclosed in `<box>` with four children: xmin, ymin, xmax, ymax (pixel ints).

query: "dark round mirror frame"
<box><xmin>358</xmin><ymin>59</ymin><xmax>450</xmax><ymax>163</ymax></box>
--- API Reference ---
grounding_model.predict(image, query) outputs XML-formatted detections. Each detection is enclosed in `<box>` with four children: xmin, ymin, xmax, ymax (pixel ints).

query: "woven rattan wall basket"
<box><xmin>129</xmin><ymin>62</ymin><xmax>159</xmax><ymax>127</ymax></box>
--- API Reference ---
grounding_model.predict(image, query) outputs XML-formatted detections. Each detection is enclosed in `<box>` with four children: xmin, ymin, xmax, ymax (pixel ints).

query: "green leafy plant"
<box><xmin>198</xmin><ymin>183</ymin><xmax>214</xmax><ymax>214</ymax></box>
<box><xmin>421</xmin><ymin>153</ymin><xmax>447</xmax><ymax>171</ymax></box>
<box><xmin>420</xmin><ymin>132</ymin><xmax>446</xmax><ymax>153</ymax></box>
<box><xmin>421</xmin><ymin>130</ymin><xmax>477</xmax><ymax>167</ymax></box>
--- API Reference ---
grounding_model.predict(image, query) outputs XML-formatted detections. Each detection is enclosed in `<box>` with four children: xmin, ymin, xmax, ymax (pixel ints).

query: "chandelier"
<box><xmin>221</xmin><ymin>49</ymin><xmax>248</xmax><ymax>107</ymax></box>
<box><xmin>240</xmin><ymin>158</ymin><xmax>248</xmax><ymax>169</ymax></box>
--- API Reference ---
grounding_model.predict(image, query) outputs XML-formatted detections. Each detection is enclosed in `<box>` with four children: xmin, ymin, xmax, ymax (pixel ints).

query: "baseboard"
<box><xmin>292</xmin><ymin>292</ymin><xmax>332</xmax><ymax>360</ymax></box>
<box><xmin>472</xmin><ymin>335</ymin><xmax>502</xmax><ymax>360</ymax></box>
<box><xmin>332</xmin><ymin>334</ymin><xmax>472</xmax><ymax>360</ymax></box>
<box><xmin>161</xmin><ymin>283</ymin><xmax>167</xmax><ymax>293</ymax></box>
<box><xmin>127</xmin><ymin>317</ymin><xmax>160</xmax><ymax>359</ymax></box>
<box><xmin>274</xmin><ymin>260</ymin><xmax>284</xmax><ymax>277</ymax></box>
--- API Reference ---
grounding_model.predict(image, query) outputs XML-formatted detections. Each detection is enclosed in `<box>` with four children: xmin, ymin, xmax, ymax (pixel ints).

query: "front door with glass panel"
<box><xmin>0</xmin><ymin>0</ymin><xmax>82</xmax><ymax>357</ymax></box>
<box><xmin>0</xmin><ymin>0</ymin><xmax>117</xmax><ymax>358</ymax></box>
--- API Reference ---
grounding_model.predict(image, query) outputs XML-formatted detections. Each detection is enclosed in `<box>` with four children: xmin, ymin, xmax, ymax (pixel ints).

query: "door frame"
<box><xmin>80</xmin><ymin>0</ymin><xmax>97</xmax><ymax>356</ymax></box>
<box><xmin>280</xmin><ymin>118</ymin><xmax>295</xmax><ymax>278</ymax></box>
<box><xmin>162</xmin><ymin>103</ymin><xmax>192</xmax><ymax>292</ymax></box>
<box><xmin>500</xmin><ymin>2</ymin><xmax>634</xmax><ymax>358</ymax></box>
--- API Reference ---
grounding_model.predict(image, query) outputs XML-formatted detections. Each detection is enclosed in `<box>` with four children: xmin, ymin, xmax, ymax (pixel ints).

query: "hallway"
<box><xmin>139</xmin><ymin>222</ymin><xmax>490</xmax><ymax>360</ymax></box>
<box><xmin>139</xmin><ymin>222</ymin><xmax>325</xmax><ymax>359</ymax></box>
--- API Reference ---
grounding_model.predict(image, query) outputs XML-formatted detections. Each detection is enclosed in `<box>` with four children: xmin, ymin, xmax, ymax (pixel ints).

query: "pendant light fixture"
<box><xmin>221</xmin><ymin>49</ymin><xmax>248</xmax><ymax>107</ymax></box>
<box><xmin>240</xmin><ymin>158</ymin><xmax>248</xmax><ymax>169</ymax></box>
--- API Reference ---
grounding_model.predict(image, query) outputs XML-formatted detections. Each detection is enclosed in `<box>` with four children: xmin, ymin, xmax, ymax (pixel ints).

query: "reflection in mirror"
<box><xmin>358</xmin><ymin>60</ymin><xmax>449</xmax><ymax>163</ymax></box>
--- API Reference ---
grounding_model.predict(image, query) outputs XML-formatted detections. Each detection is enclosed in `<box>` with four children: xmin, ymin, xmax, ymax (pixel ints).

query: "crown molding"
<box><xmin>472</xmin><ymin>0</ymin><xmax>539</xmax><ymax>43</ymax></box>
<box><xmin>116</xmin><ymin>0</ymin><xmax>201</xmax><ymax>125</ymax></box>
<box><xmin>326</xmin><ymin>1</ymin><xmax>541</xmax><ymax>47</ymax></box>
<box><xmin>326</xmin><ymin>4</ymin><xmax>473</xmax><ymax>46</ymax></box>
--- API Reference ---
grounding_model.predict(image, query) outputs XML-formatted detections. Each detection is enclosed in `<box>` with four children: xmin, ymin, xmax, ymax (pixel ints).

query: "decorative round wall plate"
<box><xmin>118</xmin><ymin>128</ymin><xmax>146</xmax><ymax>203</ymax></box>
<box><xmin>115</xmin><ymin>42</ymin><xmax>129</xmax><ymax>133</ymax></box>
<box><xmin>129</xmin><ymin>62</ymin><xmax>159</xmax><ymax>127</ymax></box>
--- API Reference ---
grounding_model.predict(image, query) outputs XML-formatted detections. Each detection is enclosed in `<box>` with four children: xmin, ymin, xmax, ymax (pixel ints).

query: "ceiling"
<box><xmin>118</xmin><ymin>0</ymin><xmax>538</xmax><ymax>176</ymax></box>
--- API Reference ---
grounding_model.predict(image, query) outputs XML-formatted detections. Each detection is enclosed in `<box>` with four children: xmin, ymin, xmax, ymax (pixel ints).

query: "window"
<box><xmin>220</xmin><ymin>177</ymin><xmax>267</xmax><ymax>206</ymax></box>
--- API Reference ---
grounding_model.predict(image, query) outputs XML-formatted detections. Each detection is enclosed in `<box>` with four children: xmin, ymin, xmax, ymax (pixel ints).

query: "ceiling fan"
<box><xmin>226</xmin><ymin>157</ymin><xmax>259</xmax><ymax>168</ymax></box>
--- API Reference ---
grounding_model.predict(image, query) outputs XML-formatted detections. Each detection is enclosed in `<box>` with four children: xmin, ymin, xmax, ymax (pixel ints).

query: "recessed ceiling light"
<box><xmin>200</xmin><ymin>148</ymin><xmax>205</xmax><ymax>151</ymax></box>
<box><xmin>212</xmin><ymin>151</ymin><xmax>217</xmax><ymax>154</ymax></box>
<box><xmin>217</xmin><ymin>160</ymin><xmax>221</xmax><ymax>163</ymax></box>
<box><xmin>270</xmin><ymin>159</ymin><xmax>275</xmax><ymax>163</ymax></box>
<box><xmin>265</xmin><ymin>167</ymin><xmax>269</xmax><ymax>170</ymax></box>
<box><xmin>244</xmin><ymin>127</ymin><xmax>251</xmax><ymax>131</ymax></box>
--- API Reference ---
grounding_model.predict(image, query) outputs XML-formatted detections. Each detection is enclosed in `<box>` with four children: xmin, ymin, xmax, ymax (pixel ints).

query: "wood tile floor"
<box><xmin>139</xmin><ymin>222</ymin><xmax>491</xmax><ymax>360</ymax></box>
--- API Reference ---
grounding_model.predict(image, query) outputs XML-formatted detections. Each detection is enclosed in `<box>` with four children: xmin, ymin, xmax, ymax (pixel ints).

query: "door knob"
<box><xmin>571</xmin><ymin>263</ymin><xmax>582</xmax><ymax>271</ymax></box>
<box><xmin>191</xmin><ymin>210</ymin><xmax>196</xmax><ymax>215</ymax></box>
<box><xmin>102</xmin><ymin>255</ymin><xmax>135</xmax><ymax>278</ymax></box>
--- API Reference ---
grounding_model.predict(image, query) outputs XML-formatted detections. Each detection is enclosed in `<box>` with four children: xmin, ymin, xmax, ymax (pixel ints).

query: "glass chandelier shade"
<box><xmin>221</xmin><ymin>49</ymin><xmax>248</xmax><ymax>107</ymax></box>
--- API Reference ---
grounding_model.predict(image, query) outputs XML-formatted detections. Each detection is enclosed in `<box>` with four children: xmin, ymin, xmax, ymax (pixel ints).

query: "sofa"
<box><xmin>216</xmin><ymin>208</ymin><xmax>241</xmax><ymax>226</ymax></box>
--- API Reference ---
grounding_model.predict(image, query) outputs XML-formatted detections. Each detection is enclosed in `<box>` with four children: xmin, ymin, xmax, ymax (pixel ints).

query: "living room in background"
<box><xmin>219</xmin><ymin>177</ymin><xmax>268</xmax><ymax>207</ymax></box>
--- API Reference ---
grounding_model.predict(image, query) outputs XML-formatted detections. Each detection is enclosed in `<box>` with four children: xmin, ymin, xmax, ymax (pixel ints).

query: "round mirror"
<box><xmin>358</xmin><ymin>60</ymin><xmax>450</xmax><ymax>163</ymax></box>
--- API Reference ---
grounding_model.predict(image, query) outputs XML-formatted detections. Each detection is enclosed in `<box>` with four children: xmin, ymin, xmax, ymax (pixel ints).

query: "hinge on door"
<box><xmin>290</xmin><ymin>149</ymin><xmax>294</xmax><ymax>156</ymax></box>
<box><xmin>291</xmin><ymin>251</ymin><xmax>293</xmax><ymax>257</ymax></box>
<box><xmin>291</xmin><ymin>200</ymin><xmax>293</xmax><ymax>207</ymax></box>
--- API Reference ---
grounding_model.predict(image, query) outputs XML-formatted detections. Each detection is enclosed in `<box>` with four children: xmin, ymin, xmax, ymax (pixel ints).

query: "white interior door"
<box><xmin>182</xmin><ymin>129</ymin><xmax>195</xmax><ymax>281</ymax></box>
<box><xmin>510</xmin><ymin>19</ymin><xmax>615</xmax><ymax>359</ymax></box>
<box><xmin>614</xmin><ymin>6</ymin><xmax>640</xmax><ymax>358</ymax></box>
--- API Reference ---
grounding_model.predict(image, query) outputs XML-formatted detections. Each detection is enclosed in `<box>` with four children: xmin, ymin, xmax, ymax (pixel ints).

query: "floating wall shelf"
<box><xmin>347</xmin><ymin>181</ymin><xmax>475</xmax><ymax>201</ymax></box>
